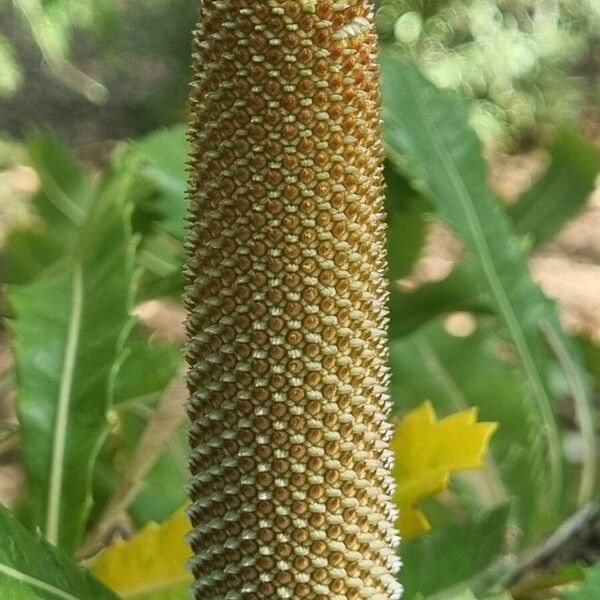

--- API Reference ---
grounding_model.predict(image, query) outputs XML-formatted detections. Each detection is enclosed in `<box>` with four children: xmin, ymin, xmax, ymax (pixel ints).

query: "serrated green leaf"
<box><xmin>125</xmin><ymin>126</ymin><xmax>187</xmax><ymax>300</ymax></box>
<box><xmin>9</xmin><ymin>168</ymin><xmax>136</xmax><ymax>554</ymax></box>
<box><xmin>0</xmin><ymin>504</ymin><xmax>119</xmax><ymax>600</ymax></box>
<box><xmin>3</xmin><ymin>134</ymin><xmax>97</xmax><ymax>290</ymax></box>
<box><xmin>508</xmin><ymin>130</ymin><xmax>600</xmax><ymax>247</ymax></box>
<box><xmin>381</xmin><ymin>56</ymin><xmax>596</xmax><ymax>526</ymax></box>
<box><xmin>135</xmin><ymin>234</ymin><xmax>185</xmax><ymax>302</ymax></box>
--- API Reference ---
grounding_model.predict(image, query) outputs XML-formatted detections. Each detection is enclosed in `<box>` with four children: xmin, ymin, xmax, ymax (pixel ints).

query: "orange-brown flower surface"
<box><xmin>184</xmin><ymin>1</ymin><xmax>401</xmax><ymax>598</ymax></box>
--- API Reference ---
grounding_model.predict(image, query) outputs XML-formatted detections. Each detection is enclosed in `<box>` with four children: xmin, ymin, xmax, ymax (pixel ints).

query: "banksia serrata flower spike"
<box><xmin>184</xmin><ymin>1</ymin><xmax>401</xmax><ymax>598</ymax></box>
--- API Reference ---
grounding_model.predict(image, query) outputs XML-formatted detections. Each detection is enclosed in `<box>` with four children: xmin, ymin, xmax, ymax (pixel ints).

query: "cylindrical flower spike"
<box><xmin>184</xmin><ymin>1</ymin><xmax>401</xmax><ymax>598</ymax></box>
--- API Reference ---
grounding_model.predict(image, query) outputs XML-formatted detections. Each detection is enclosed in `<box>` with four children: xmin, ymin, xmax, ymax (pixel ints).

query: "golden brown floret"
<box><xmin>184</xmin><ymin>2</ymin><xmax>401</xmax><ymax>598</ymax></box>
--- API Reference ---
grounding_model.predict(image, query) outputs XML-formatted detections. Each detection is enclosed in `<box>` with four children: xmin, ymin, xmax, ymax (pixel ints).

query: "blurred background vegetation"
<box><xmin>1</xmin><ymin>0</ymin><xmax>599</xmax><ymax>149</ymax></box>
<box><xmin>1</xmin><ymin>1</ymin><xmax>600</xmax><ymax>599</ymax></box>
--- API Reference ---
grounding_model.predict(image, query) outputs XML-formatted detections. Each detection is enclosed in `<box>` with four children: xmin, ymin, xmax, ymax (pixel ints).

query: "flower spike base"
<box><xmin>184</xmin><ymin>1</ymin><xmax>401</xmax><ymax>598</ymax></box>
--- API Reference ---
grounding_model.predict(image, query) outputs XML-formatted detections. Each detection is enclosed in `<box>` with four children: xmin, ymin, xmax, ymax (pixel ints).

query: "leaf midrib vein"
<box><xmin>46</xmin><ymin>260</ymin><xmax>84</xmax><ymax>546</ymax></box>
<box><xmin>0</xmin><ymin>563</ymin><xmax>80</xmax><ymax>600</ymax></box>
<box><xmin>401</xmin><ymin>72</ymin><xmax>562</xmax><ymax>504</ymax></box>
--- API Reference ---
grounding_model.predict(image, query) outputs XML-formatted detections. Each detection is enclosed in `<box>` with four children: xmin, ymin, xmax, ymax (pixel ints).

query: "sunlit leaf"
<box><xmin>9</xmin><ymin>167</ymin><xmax>136</xmax><ymax>554</ymax></box>
<box><xmin>381</xmin><ymin>56</ymin><xmax>596</xmax><ymax>525</ymax></box>
<box><xmin>0</xmin><ymin>34</ymin><xmax>22</xmax><ymax>97</ymax></box>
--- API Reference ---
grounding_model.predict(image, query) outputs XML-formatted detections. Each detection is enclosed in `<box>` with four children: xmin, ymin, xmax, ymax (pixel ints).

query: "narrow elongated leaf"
<box><xmin>9</xmin><ymin>170</ymin><xmax>136</xmax><ymax>554</ymax></box>
<box><xmin>0</xmin><ymin>504</ymin><xmax>119</xmax><ymax>600</ymax></box>
<box><xmin>508</xmin><ymin>130</ymin><xmax>600</xmax><ymax>247</ymax></box>
<box><xmin>381</xmin><ymin>56</ymin><xmax>596</xmax><ymax>522</ymax></box>
<box><xmin>3</xmin><ymin>135</ymin><xmax>96</xmax><ymax>289</ymax></box>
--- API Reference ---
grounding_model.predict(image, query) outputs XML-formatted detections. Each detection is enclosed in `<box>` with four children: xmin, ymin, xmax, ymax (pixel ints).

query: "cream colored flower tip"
<box><xmin>184</xmin><ymin>1</ymin><xmax>401</xmax><ymax>598</ymax></box>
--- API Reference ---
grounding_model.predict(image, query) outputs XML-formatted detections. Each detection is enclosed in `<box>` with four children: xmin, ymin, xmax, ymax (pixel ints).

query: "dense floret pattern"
<box><xmin>184</xmin><ymin>1</ymin><xmax>401</xmax><ymax>598</ymax></box>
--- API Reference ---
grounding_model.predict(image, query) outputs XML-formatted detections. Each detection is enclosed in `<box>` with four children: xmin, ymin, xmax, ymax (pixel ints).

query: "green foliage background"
<box><xmin>0</xmin><ymin>1</ymin><xmax>599</xmax><ymax>599</ymax></box>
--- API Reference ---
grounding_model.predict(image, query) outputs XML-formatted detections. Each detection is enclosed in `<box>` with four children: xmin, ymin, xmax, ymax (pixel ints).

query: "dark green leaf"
<box><xmin>0</xmin><ymin>503</ymin><xmax>119</xmax><ymax>600</ymax></box>
<box><xmin>134</xmin><ymin>125</ymin><xmax>188</xmax><ymax>241</ymax></box>
<box><xmin>121</xmin><ymin>126</ymin><xmax>187</xmax><ymax>300</ymax></box>
<box><xmin>3</xmin><ymin>228</ymin><xmax>63</xmax><ymax>285</ymax></box>
<box><xmin>129</xmin><ymin>427</ymin><xmax>187</xmax><ymax>527</ymax></box>
<box><xmin>401</xmin><ymin>505</ymin><xmax>511</xmax><ymax>599</ymax></box>
<box><xmin>112</xmin><ymin>338</ymin><xmax>181</xmax><ymax>406</ymax></box>
<box><xmin>389</xmin><ymin>262</ymin><xmax>490</xmax><ymax>338</ymax></box>
<box><xmin>9</xmin><ymin>168</ymin><xmax>136</xmax><ymax>554</ymax></box>
<box><xmin>508</xmin><ymin>130</ymin><xmax>600</xmax><ymax>247</ymax></box>
<box><xmin>27</xmin><ymin>133</ymin><xmax>94</xmax><ymax>229</ymax></box>
<box><xmin>91</xmin><ymin>337</ymin><xmax>184</xmax><ymax>528</ymax></box>
<box><xmin>579</xmin><ymin>336</ymin><xmax>600</xmax><ymax>390</ymax></box>
<box><xmin>135</xmin><ymin>234</ymin><xmax>185</xmax><ymax>301</ymax></box>
<box><xmin>92</xmin><ymin>340</ymin><xmax>184</xmax><ymax>528</ymax></box>
<box><xmin>385</xmin><ymin>160</ymin><xmax>428</xmax><ymax>280</ymax></box>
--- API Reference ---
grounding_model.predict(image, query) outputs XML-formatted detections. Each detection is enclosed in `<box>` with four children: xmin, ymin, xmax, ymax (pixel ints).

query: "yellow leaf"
<box><xmin>391</xmin><ymin>401</ymin><xmax>497</xmax><ymax>539</ymax></box>
<box><xmin>91</xmin><ymin>508</ymin><xmax>192</xmax><ymax>598</ymax></box>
